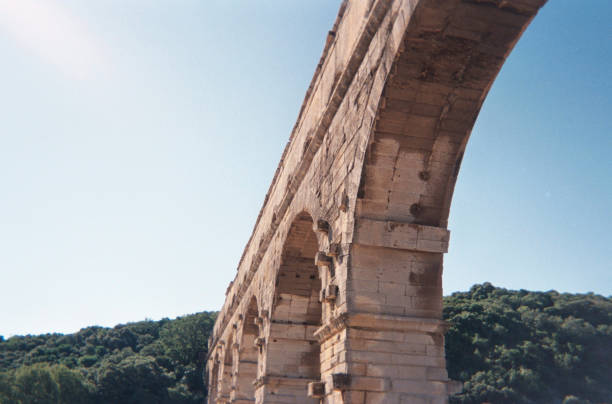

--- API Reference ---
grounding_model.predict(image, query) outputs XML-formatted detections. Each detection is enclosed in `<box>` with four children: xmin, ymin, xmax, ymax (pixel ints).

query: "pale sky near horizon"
<box><xmin>0</xmin><ymin>1</ymin><xmax>610</xmax><ymax>337</ymax></box>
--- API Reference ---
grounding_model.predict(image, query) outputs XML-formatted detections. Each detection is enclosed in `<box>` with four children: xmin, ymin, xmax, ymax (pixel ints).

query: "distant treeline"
<box><xmin>1</xmin><ymin>284</ymin><xmax>611</xmax><ymax>404</ymax></box>
<box><xmin>0</xmin><ymin>312</ymin><xmax>216</xmax><ymax>403</ymax></box>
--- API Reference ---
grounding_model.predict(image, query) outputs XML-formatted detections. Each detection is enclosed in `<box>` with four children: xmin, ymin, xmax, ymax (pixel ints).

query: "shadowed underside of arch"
<box><xmin>208</xmin><ymin>0</ymin><xmax>547</xmax><ymax>402</ymax></box>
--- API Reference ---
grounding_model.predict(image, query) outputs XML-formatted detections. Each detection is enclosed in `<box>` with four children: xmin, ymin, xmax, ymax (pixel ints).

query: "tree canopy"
<box><xmin>1</xmin><ymin>285</ymin><xmax>610</xmax><ymax>403</ymax></box>
<box><xmin>0</xmin><ymin>312</ymin><xmax>216</xmax><ymax>404</ymax></box>
<box><xmin>446</xmin><ymin>283</ymin><xmax>612</xmax><ymax>404</ymax></box>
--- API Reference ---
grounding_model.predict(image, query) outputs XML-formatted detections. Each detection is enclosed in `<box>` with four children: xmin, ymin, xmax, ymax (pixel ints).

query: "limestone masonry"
<box><xmin>207</xmin><ymin>0</ymin><xmax>546</xmax><ymax>402</ymax></box>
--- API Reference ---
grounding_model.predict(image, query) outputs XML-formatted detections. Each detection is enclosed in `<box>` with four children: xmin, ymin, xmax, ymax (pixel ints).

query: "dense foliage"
<box><xmin>1</xmin><ymin>285</ymin><xmax>610</xmax><ymax>404</ymax></box>
<box><xmin>446</xmin><ymin>283</ymin><xmax>612</xmax><ymax>404</ymax></box>
<box><xmin>0</xmin><ymin>312</ymin><xmax>216</xmax><ymax>404</ymax></box>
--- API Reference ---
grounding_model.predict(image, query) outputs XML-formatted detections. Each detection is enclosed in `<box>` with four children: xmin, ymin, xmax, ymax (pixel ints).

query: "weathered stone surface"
<box><xmin>206</xmin><ymin>0</ymin><xmax>546</xmax><ymax>402</ymax></box>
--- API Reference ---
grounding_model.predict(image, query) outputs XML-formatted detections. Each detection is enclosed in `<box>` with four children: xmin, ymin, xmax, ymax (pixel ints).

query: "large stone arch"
<box><xmin>208</xmin><ymin>0</ymin><xmax>548</xmax><ymax>402</ymax></box>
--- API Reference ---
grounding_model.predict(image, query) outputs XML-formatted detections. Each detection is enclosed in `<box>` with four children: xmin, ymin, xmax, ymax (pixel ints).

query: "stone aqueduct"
<box><xmin>207</xmin><ymin>0</ymin><xmax>546</xmax><ymax>402</ymax></box>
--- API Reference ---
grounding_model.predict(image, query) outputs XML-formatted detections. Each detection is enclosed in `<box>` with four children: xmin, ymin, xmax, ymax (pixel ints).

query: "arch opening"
<box><xmin>233</xmin><ymin>297</ymin><xmax>260</xmax><ymax>402</ymax></box>
<box><xmin>265</xmin><ymin>212</ymin><xmax>323</xmax><ymax>402</ymax></box>
<box><xmin>208</xmin><ymin>353</ymin><xmax>220</xmax><ymax>404</ymax></box>
<box><xmin>218</xmin><ymin>333</ymin><xmax>234</xmax><ymax>402</ymax></box>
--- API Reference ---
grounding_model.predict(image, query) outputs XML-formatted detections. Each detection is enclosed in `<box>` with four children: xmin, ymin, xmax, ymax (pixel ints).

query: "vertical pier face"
<box><xmin>207</xmin><ymin>0</ymin><xmax>546</xmax><ymax>402</ymax></box>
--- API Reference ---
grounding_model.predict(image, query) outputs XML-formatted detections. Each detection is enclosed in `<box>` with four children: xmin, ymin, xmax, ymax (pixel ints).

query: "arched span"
<box><xmin>232</xmin><ymin>297</ymin><xmax>260</xmax><ymax>402</ymax></box>
<box><xmin>208</xmin><ymin>353</ymin><xmax>220</xmax><ymax>404</ymax></box>
<box><xmin>218</xmin><ymin>332</ymin><xmax>234</xmax><ymax>402</ymax></box>
<box><xmin>263</xmin><ymin>212</ymin><xmax>322</xmax><ymax>403</ymax></box>
<box><xmin>358</xmin><ymin>0</ymin><xmax>544</xmax><ymax>227</ymax></box>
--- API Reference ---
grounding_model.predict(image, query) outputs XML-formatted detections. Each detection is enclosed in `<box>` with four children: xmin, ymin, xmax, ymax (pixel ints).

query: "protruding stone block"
<box><xmin>327</xmin><ymin>243</ymin><xmax>340</xmax><ymax>256</ymax></box>
<box><xmin>324</xmin><ymin>284</ymin><xmax>339</xmax><ymax>301</ymax></box>
<box><xmin>315</xmin><ymin>251</ymin><xmax>333</xmax><ymax>267</ymax></box>
<box><xmin>331</xmin><ymin>373</ymin><xmax>351</xmax><ymax>390</ymax></box>
<box><xmin>315</xmin><ymin>219</ymin><xmax>330</xmax><ymax>233</ymax></box>
<box><xmin>308</xmin><ymin>381</ymin><xmax>326</xmax><ymax>398</ymax></box>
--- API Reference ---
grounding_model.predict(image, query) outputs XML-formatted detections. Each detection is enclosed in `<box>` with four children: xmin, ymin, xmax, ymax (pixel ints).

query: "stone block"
<box><xmin>349</xmin><ymin>376</ymin><xmax>389</xmax><ymax>392</ymax></box>
<box><xmin>307</xmin><ymin>381</ymin><xmax>325</xmax><ymax>398</ymax></box>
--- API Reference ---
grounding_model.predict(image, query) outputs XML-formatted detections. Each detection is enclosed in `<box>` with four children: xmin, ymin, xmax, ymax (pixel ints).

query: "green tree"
<box><xmin>446</xmin><ymin>284</ymin><xmax>612</xmax><ymax>404</ymax></box>
<box><xmin>14</xmin><ymin>364</ymin><xmax>59</xmax><ymax>404</ymax></box>
<box><xmin>0</xmin><ymin>371</ymin><xmax>18</xmax><ymax>404</ymax></box>
<box><xmin>159</xmin><ymin>312</ymin><xmax>216</xmax><ymax>394</ymax></box>
<box><xmin>50</xmin><ymin>365</ymin><xmax>94</xmax><ymax>404</ymax></box>
<box><xmin>95</xmin><ymin>354</ymin><xmax>173</xmax><ymax>403</ymax></box>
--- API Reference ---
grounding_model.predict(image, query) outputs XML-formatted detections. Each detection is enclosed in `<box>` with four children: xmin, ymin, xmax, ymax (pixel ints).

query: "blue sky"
<box><xmin>0</xmin><ymin>1</ymin><xmax>609</xmax><ymax>337</ymax></box>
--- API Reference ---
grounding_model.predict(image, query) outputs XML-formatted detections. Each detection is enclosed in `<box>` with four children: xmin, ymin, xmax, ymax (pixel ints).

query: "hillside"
<box><xmin>1</xmin><ymin>285</ymin><xmax>610</xmax><ymax>403</ymax></box>
<box><xmin>0</xmin><ymin>312</ymin><xmax>216</xmax><ymax>403</ymax></box>
<box><xmin>445</xmin><ymin>283</ymin><xmax>612</xmax><ymax>404</ymax></box>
